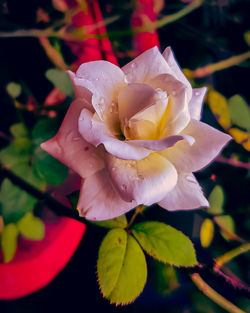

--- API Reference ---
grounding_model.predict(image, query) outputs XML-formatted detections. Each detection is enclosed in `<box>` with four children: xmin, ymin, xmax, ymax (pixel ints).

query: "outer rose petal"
<box><xmin>158</xmin><ymin>173</ymin><xmax>209</xmax><ymax>211</ymax></box>
<box><xmin>68</xmin><ymin>60</ymin><xmax>126</xmax><ymax>120</ymax></box>
<box><xmin>77</xmin><ymin>169</ymin><xmax>137</xmax><ymax>220</ymax></box>
<box><xmin>161</xmin><ymin>119</ymin><xmax>232</xmax><ymax>172</ymax></box>
<box><xmin>41</xmin><ymin>99</ymin><xmax>104</xmax><ymax>178</ymax></box>
<box><xmin>122</xmin><ymin>46</ymin><xmax>173</xmax><ymax>84</ymax></box>
<box><xmin>78</xmin><ymin>109</ymin><xmax>151</xmax><ymax>160</ymax></box>
<box><xmin>162</xmin><ymin>47</ymin><xmax>192</xmax><ymax>101</ymax></box>
<box><xmin>106</xmin><ymin>153</ymin><xmax>178</xmax><ymax>205</ymax></box>
<box><xmin>188</xmin><ymin>87</ymin><xmax>207</xmax><ymax>120</ymax></box>
<box><xmin>149</xmin><ymin>74</ymin><xmax>190</xmax><ymax>136</ymax></box>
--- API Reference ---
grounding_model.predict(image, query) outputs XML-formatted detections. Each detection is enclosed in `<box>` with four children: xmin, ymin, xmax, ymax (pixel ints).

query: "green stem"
<box><xmin>192</xmin><ymin>51</ymin><xmax>250</xmax><ymax>78</ymax></box>
<box><xmin>155</xmin><ymin>0</ymin><xmax>203</xmax><ymax>29</ymax></box>
<box><xmin>215</xmin><ymin>243</ymin><xmax>250</xmax><ymax>268</ymax></box>
<box><xmin>0</xmin><ymin>1</ymin><xmax>203</xmax><ymax>40</ymax></box>
<box><xmin>126</xmin><ymin>205</ymin><xmax>146</xmax><ymax>229</ymax></box>
<box><xmin>190</xmin><ymin>273</ymin><xmax>246</xmax><ymax>313</ymax></box>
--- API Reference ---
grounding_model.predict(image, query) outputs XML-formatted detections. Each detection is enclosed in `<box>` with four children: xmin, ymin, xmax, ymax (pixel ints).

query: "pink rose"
<box><xmin>41</xmin><ymin>47</ymin><xmax>231</xmax><ymax>220</ymax></box>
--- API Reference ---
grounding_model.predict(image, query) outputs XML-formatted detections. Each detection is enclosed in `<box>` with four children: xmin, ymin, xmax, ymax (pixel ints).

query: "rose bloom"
<box><xmin>41</xmin><ymin>47</ymin><xmax>231</xmax><ymax>220</ymax></box>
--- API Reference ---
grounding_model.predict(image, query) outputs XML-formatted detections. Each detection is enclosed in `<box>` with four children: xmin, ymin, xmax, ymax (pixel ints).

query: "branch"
<box><xmin>191</xmin><ymin>51</ymin><xmax>250</xmax><ymax>78</ymax></box>
<box><xmin>190</xmin><ymin>273</ymin><xmax>246</xmax><ymax>313</ymax></box>
<box><xmin>0</xmin><ymin>165</ymin><xmax>85</xmax><ymax>224</ymax></box>
<box><xmin>215</xmin><ymin>156</ymin><xmax>250</xmax><ymax>170</ymax></box>
<box><xmin>215</xmin><ymin>243</ymin><xmax>250</xmax><ymax>268</ymax></box>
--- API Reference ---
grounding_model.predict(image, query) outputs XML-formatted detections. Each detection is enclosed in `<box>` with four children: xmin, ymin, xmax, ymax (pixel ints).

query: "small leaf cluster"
<box><xmin>0</xmin><ymin>120</ymin><xmax>68</xmax><ymax>262</ymax></box>
<box><xmin>207</xmin><ymin>91</ymin><xmax>250</xmax><ymax>151</ymax></box>
<box><xmin>200</xmin><ymin>185</ymin><xmax>237</xmax><ymax>248</ymax></box>
<box><xmin>96</xmin><ymin>215</ymin><xmax>197</xmax><ymax>305</ymax></box>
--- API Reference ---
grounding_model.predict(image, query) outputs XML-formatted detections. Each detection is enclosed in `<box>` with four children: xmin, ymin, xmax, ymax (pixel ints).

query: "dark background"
<box><xmin>0</xmin><ymin>0</ymin><xmax>249</xmax><ymax>312</ymax></box>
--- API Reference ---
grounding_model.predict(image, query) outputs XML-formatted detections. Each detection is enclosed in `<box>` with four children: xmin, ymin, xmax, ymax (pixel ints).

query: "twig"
<box><xmin>126</xmin><ymin>205</ymin><xmax>146</xmax><ymax>229</ymax></box>
<box><xmin>215</xmin><ymin>156</ymin><xmax>250</xmax><ymax>170</ymax></box>
<box><xmin>191</xmin><ymin>51</ymin><xmax>250</xmax><ymax>78</ymax></box>
<box><xmin>215</xmin><ymin>243</ymin><xmax>250</xmax><ymax>268</ymax></box>
<box><xmin>190</xmin><ymin>273</ymin><xmax>246</xmax><ymax>313</ymax></box>
<box><xmin>0</xmin><ymin>165</ymin><xmax>85</xmax><ymax>224</ymax></box>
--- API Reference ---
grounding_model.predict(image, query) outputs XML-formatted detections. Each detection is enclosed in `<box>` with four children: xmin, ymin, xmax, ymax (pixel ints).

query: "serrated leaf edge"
<box><xmin>131</xmin><ymin>221</ymin><xmax>198</xmax><ymax>268</ymax></box>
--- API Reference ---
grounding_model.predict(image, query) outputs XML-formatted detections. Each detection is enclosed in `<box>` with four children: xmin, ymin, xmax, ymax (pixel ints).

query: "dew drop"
<box><xmin>95</xmin><ymin>78</ymin><xmax>99</xmax><ymax>81</ymax></box>
<box><xmin>111</xmin><ymin>167</ymin><xmax>116</xmax><ymax>172</ymax></box>
<box><xmin>79</xmin><ymin>116</ymin><xmax>84</xmax><ymax>121</ymax></box>
<box><xmin>131</xmin><ymin>63</ymin><xmax>137</xmax><ymax>69</ymax></box>
<box><xmin>195</xmin><ymin>91</ymin><xmax>200</xmax><ymax>96</ymax></box>
<box><xmin>121</xmin><ymin>184</ymin><xmax>127</xmax><ymax>191</ymax></box>
<box><xmin>172</xmin><ymin>90</ymin><xmax>177</xmax><ymax>96</ymax></box>
<box><xmin>124</xmin><ymin>77</ymin><xmax>129</xmax><ymax>84</ymax></box>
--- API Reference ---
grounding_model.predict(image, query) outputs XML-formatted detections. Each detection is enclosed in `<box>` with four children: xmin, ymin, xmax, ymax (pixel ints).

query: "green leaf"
<box><xmin>1</xmin><ymin>223</ymin><xmax>19</xmax><ymax>262</ymax></box>
<box><xmin>207</xmin><ymin>90</ymin><xmax>231</xmax><ymax>130</ymax></box>
<box><xmin>150</xmin><ymin>260</ymin><xmax>179</xmax><ymax>295</ymax></box>
<box><xmin>208</xmin><ymin>185</ymin><xmax>225</xmax><ymax>215</ymax></box>
<box><xmin>17</xmin><ymin>212</ymin><xmax>45</xmax><ymax>240</ymax></box>
<box><xmin>132</xmin><ymin>221</ymin><xmax>197</xmax><ymax>267</ymax></box>
<box><xmin>97</xmin><ymin>228</ymin><xmax>147</xmax><ymax>305</ymax></box>
<box><xmin>11</xmin><ymin>162</ymin><xmax>46</xmax><ymax>190</ymax></box>
<box><xmin>6</xmin><ymin>82</ymin><xmax>21</xmax><ymax>98</ymax></box>
<box><xmin>45</xmin><ymin>69</ymin><xmax>74</xmax><ymax>97</ymax></box>
<box><xmin>10</xmin><ymin>123</ymin><xmax>29</xmax><ymax>138</ymax></box>
<box><xmin>0</xmin><ymin>179</ymin><xmax>37</xmax><ymax>224</ymax></box>
<box><xmin>33</xmin><ymin>146</ymin><xmax>68</xmax><ymax>185</ymax></box>
<box><xmin>200</xmin><ymin>218</ymin><xmax>214</xmax><ymax>248</ymax></box>
<box><xmin>244</xmin><ymin>30</ymin><xmax>250</xmax><ymax>46</ymax></box>
<box><xmin>91</xmin><ymin>215</ymin><xmax>128</xmax><ymax>229</ymax></box>
<box><xmin>66</xmin><ymin>190</ymin><xmax>80</xmax><ymax>210</ymax></box>
<box><xmin>228</xmin><ymin>95</ymin><xmax>250</xmax><ymax>131</ymax></box>
<box><xmin>0</xmin><ymin>137</ymin><xmax>33</xmax><ymax>168</ymax></box>
<box><xmin>214</xmin><ymin>215</ymin><xmax>236</xmax><ymax>241</ymax></box>
<box><xmin>32</xmin><ymin>118</ymin><xmax>58</xmax><ymax>146</ymax></box>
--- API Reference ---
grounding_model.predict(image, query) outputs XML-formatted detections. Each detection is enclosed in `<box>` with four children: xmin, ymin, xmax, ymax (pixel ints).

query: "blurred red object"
<box><xmin>131</xmin><ymin>0</ymin><xmax>160</xmax><ymax>54</ymax></box>
<box><xmin>45</xmin><ymin>0</ymin><xmax>118</xmax><ymax>105</ymax></box>
<box><xmin>0</xmin><ymin>217</ymin><xmax>85</xmax><ymax>300</ymax></box>
<box><xmin>66</xmin><ymin>0</ymin><xmax>118</xmax><ymax>68</ymax></box>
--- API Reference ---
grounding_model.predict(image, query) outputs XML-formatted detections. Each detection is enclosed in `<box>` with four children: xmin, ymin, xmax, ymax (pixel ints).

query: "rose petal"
<box><xmin>68</xmin><ymin>60</ymin><xmax>125</xmax><ymax>120</ymax></box>
<box><xmin>126</xmin><ymin>88</ymin><xmax>168</xmax><ymax>139</ymax></box>
<box><xmin>160</xmin><ymin>119</ymin><xmax>232</xmax><ymax>172</ymax></box>
<box><xmin>118</xmin><ymin>83</ymin><xmax>157</xmax><ymax>126</ymax></box>
<box><xmin>106</xmin><ymin>153</ymin><xmax>178</xmax><ymax>205</ymax></box>
<box><xmin>149</xmin><ymin>74</ymin><xmax>190</xmax><ymax>136</ymax></box>
<box><xmin>77</xmin><ymin>169</ymin><xmax>137</xmax><ymax>220</ymax></box>
<box><xmin>158</xmin><ymin>173</ymin><xmax>209</xmax><ymax>211</ymax></box>
<box><xmin>162</xmin><ymin>46</ymin><xmax>192</xmax><ymax>101</ymax></box>
<box><xmin>78</xmin><ymin>109</ymin><xmax>151</xmax><ymax>160</ymax></box>
<box><xmin>41</xmin><ymin>99</ymin><xmax>104</xmax><ymax>178</ymax></box>
<box><xmin>122</xmin><ymin>46</ymin><xmax>172</xmax><ymax>83</ymax></box>
<box><xmin>189</xmin><ymin>87</ymin><xmax>207</xmax><ymax>120</ymax></box>
<box><xmin>130</xmin><ymin>134</ymin><xmax>194</xmax><ymax>151</ymax></box>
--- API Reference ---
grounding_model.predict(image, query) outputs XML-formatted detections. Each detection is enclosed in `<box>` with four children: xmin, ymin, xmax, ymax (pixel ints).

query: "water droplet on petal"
<box><xmin>124</xmin><ymin>77</ymin><xmax>129</xmax><ymax>84</ymax></box>
<box><xmin>73</xmin><ymin>137</ymin><xmax>80</xmax><ymax>141</ymax></box>
<box><xmin>131</xmin><ymin>63</ymin><xmax>137</xmax><ymax>69</ymax></box>
<box><xmin>79</xmin><ymin>116</ymin><xmax>84</xmax><ymax>121</ymax></box>
<box><xmin>172</xmin><ymin>90</ymin><xmax>177</xmax><ymax>96</ymax></box>
<box><xmin>95</xmin><ymin>78</ymin><xmax>99</xmax><ymax>81</ymax></box>
<box><xmin>121</xmin><ymin>184</ymin><xmax>127</xmax><ymax>191</ymax></box>
<box><xmin>195</xmin><ymin>91</ymin><xmax>200</xmax><ymax>96</ymax></box>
